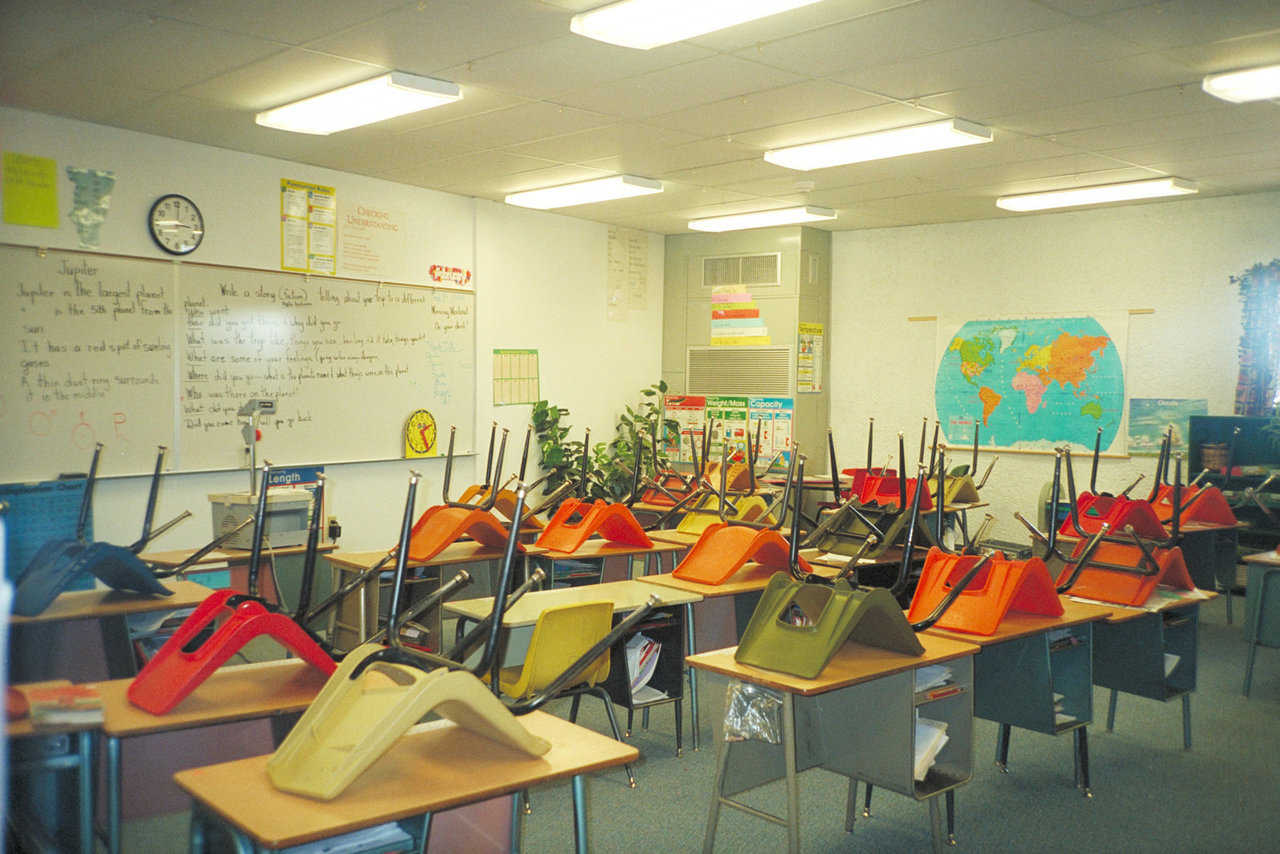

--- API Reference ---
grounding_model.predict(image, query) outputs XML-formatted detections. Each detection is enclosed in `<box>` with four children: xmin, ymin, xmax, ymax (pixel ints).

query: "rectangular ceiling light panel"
<box><xmin>504</xmin><ymin>175</ymin><xmax>663</xmax><ymax>209</ymax></box>
<box><xmin>689</xmin><ymin>205</ymin><xmax>835</xmax><ymax>232</ymax></box>
<box><xmin>995</xmin><ymin>177</ymin><xmax>1198</xmax><ymax>212</ymax></box>
<box><xmin>571</xmin><ymin>0</ymin><xmax>827</xmax><ymax>50</ymax></box>
<box><xmin>256</xmin><ymin>72</ymin><xmax>461</xmax><ymax>135</ymax></box>
<box><xmin>764</xmin><ymin>118</ymin><xmax>992</xmax><ymax>171</ymax></box>
<box><xmin>1202</xmin><ymin>64</ymin><xmax>1280</xmax><ymax>103</ymax></box>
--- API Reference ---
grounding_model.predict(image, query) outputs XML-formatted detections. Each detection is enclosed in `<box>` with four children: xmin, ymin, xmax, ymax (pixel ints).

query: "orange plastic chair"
<box><xmin>1056</xmin><ymin>539</ymin><xmax>1194</xmax><ymax>607</ymax></box>
<box><xmin>906</xmin><ymin>548</ymin><xmax>1063</xmax><ymax>636</ymax></box>
<box><xmin>405</xmin><ymin>503</ymin><xmax>514</xmax><ymax>562</ymax></box>
<box><xmin>1152</xmin><ymin>484</ymin><xmax>1238</xmax><ymax>527</ymax></box>
<box><xmin>498</xmin><ymin>599</ymin><xmax>639</xmax><ymax>786</ymax></box>
<box><xmin>535</xmin><ymin>499</ymin><xmax>653</xmax><ymax>553</ymax></box>
<box><xmin>672</xmin><ymin>523</ymin><xmax>811</xmax><ymax>585</ymax></box>
<box><xmin>1059</xmin><ymin>493</ymin><xmax>1167</xmax><ymax>541</ymax></box>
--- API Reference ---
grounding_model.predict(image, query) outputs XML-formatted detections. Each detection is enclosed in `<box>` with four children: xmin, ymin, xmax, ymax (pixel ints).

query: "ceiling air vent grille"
<box><xmin>701</xmin><ymin>252</ymin><xmax>781</xmax><ymax>288</ymax></box>
<box><xmin>687</xmin><ymin>346</ymin><xmax>794</xmax><ymax>397</ymax></box>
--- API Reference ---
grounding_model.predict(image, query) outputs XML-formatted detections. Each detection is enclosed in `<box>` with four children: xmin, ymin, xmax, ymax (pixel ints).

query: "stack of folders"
<box><xmin>915</xmin><ymin>665</ymin><xmax>953</xmax><ymax>693</ymax></box>
<box><xmin>626</xmin><ymin>633</ymin><xmax>664</xmax><ymax>703</ymax></box>
<box><xmin>27</xmin><ymin>685</ymin><xmax>104</xmax><ymax>728</ymax></box>
<box><xmin>1053</xmin><ymin>692</ymin><xmax>1076</xmax><ymax>727</ymax></box>
<box><xmin>279</xmin><ymin>821</ymin><xmax>412</xmax><ymax>853</ymax></box>
<box><xmin>914</xmin><ymin>713</ymin><xmax>949</xmax><ymax>782</ymax></box>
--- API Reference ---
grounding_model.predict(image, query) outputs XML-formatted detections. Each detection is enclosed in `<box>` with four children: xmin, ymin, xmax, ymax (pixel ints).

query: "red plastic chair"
<box><xmin>535</xmin><ymin>498</ymin><xmax>653</xmax><ymax>553</ymax></box>
<box><xmin>907</xmin><ymin>548</ymin><xmax>1063</xmax><ymax>635</ymax></box>
<box><xmin>1056</xmin><ymin>540</ymin><xmax>1194</xmax><ymax>607</ymax></box>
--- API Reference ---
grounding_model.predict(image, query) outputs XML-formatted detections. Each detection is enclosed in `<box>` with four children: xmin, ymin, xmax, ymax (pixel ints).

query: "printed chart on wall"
<box><xmin>1128</xmin><ymin>398</ymin><xmax>1206</xmax><ymax>456</ymax></box>
<box><xmin>934</xmin><ymin>314</ymin><xmax>1127</xmax><ymax>452</ymax></box>
<box><xmin>280</xmin><ymin>178</ymin><xmax>336</xmax><ymax>275</ymax></box>
<box><xmin>662</xmin><ymin>394</ymin><xmax>793</xmax><ymax>464</ymax></box>
<box><xmin>0</xmin><ymin>244</ymin><xmax>475</xmax><ymax>483</ymax></box>
<box><xmin>797</xmin><ymin>322</ymin><xmax>823</xmax><ymax>393</ymax></box>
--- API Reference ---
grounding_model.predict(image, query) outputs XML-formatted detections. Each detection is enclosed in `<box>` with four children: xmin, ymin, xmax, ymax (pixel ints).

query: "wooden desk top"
<box><xmin>444</xmin><ymin>578</ymin><xmax>702</xmax><ymax>625</ymax></box>
<box><xmin>326</xmin><ymin>541</ymin><xmax>548</xmax><ymax>573</ymax></box>
<box><xmin>538</xmin><ymin>538</ymin><xmax>685</xmax><ymax>560</ymax></box>
<box><xmin>1080</xmin><ymin>587</ymin><xmax>1217</xmax><ymax>623</ymax></box>
<box><xmin>174</xmin><ymin>710</ymin><xmax>638</xmax><ymax>849</ymax></box>
<box><xmin>1242</xmin><ymin>549</ymin><xmax>1280</xmax><ymax>566</ymax></box>
<box><xmin>638</xmin><ymin>562</ymin><xmax>781</xmax><ymax>598</ymax></box>
<box><xmin>9</xmin><ymin>579</ymin><xmax>213</xmax><ymax>625</ymax></box>
<box><xmin>801</xmin><ymin>546</ymin><xmax>924</xmax><ymax>569</ymax></box>
<box><xmin>687</xmin><ymin>634</ymin><xmax>979</xmax><ymax>697</ymax></box>
<box><xmin>6</xmin><ymin>680</ymin><xmax>86</xmax><ymax>739</ymax></box>
<box><xmin>141</xmin><ymin>543</ymin><xmax>337</xmax><ymax>568</ymax></box>
<box><xmin>922</xmin><ymin>600</ymin><xmax>1116</xmax><ymax>646</ymax></box>
<box><xmin>646</xmin><ymin>529</ymin><xmax>703</xmax><ymax>547</ymax></box>
<box><xmin>92</xmin><ymin>659</ymin><xmax>330</xmax><ymax>738</ymax></box>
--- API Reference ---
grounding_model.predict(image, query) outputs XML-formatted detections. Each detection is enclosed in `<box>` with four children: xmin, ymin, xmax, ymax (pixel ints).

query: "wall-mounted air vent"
<box><xmin>700</xmin><ymin>252</ymin><xmax>781</xmax><ymax>288</ymax></box>
<box><xmin>687</xmin><ymin>345</ymin><xmax>794</xmax><ymax>397</ymax></box>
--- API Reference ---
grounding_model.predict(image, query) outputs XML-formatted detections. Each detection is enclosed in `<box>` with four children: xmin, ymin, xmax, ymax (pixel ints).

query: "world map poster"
<box><xmin>934</xmin><ymin>315</ymin><xmax>1127</xmax><ymax>452</ymax></box>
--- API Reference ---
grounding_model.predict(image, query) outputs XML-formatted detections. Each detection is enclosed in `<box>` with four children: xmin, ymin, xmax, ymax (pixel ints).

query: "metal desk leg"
<box><xmin>702</xmin><ymin>724</ymin><xmax>732</xmax><ymax>854</ymax></box>
<box><xmin>844</xmin><ymin>779</ymin><xmax>859</xmax><ymax>832</ymax></box>
<box><xmin>928</xmin><ymin>795</ymin><xmax>945</xmax><ymax>854</ymax></box>
<box><xmin>108</xmin><ymin>734</ymin><xmax>122</xmax><ymax>854</ymax></box>
<box><xmin>511</xmin><ymin>794</ymin><xmax>524</xmax><ymax>853</ymax></box>
<box><xmin>419</xmin><ymin>812</ymin><xmax>433</xmax><ymax>854</ymax></box>
<box><xmin>945</xmin><ymin>789</ymin><xmax>957</xmax><ymax>846</ymax></box>
<box><xmin>1106</xmin><ymin>688</ymin><xmax>1118</xmax><ymax>731</ymax></box>
<box><xmin>188</xmin><ymin>806</ymin><xmax>206</xmax><ymax>854</ymax></box>
<box><xmin>685</xmin><ymin>601</ymin><xmax>700</xmax><ymax>751</ymax></box>
<box><xmin>1182</xmin><ymin>693</ymin><xmax>1192</xmax><ymax>750</ymax></box>
<box><xmin>77</xmin><ymin>731</ymin><xmax>93</xmax><ymax>854</ymax></box>
<box><xmin>782</xmin><ymin>693</ymin><xmax>800</xmax><ymax>854</ymax></box>
<box><xmin>571</xmin><ymin>774</ymin><xmax>589</xmax><ymax>854</ymax></box>
<box><xmin>995</xmin><ymin>723</ymin><xmax>1011</xmax><ymax>772</ymax></box>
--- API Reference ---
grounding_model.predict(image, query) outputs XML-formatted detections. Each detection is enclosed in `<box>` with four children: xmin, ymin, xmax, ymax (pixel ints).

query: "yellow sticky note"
<box><xmin>3</xmin><ymin>151</ymin><xmax>60</xmax><ymax>228</ymax></box>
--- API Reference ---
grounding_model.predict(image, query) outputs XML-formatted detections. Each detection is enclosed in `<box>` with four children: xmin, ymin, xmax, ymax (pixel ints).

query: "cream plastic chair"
<box><xmin>498</xmin><ymin>599</ymin><xmax>637</xmax><ymax>789</ymax></box>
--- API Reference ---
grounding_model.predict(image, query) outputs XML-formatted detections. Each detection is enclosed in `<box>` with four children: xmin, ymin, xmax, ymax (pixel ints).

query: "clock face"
<box><xmin>404</xmin><ymin>409</ymin><xmax>438</xmax><ymax>457</ymax></box>
<box><xmin>148</xmin><ymin>194</ymin><xmax>204</xmax><ymax>255</ymax></box>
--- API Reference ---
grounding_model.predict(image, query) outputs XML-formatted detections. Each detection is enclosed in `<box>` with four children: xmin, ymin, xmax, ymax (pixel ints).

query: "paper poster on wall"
<box><xmin>797</xmin><ymin>321</ymin><xmax>824</xmax><ymax>393</ymax></box>
<box><xmin>934</xmin><ymin>313</ymin><xmax>1127</xmax><ymax>453</ymax></box>
<box><xmin>429</xmin><ymin>264</ymin><xmax>472</xmax><ymax>289</ymax></box>
<box><xmin>706</xmin><ymin>395</ymin><xmax>750</xmax><ymax>461</ymax></box>
<box><xmin>280</xmin><ymin>179</ymin><xmax>336</xmax><ymax>275</ymax></box>
<box><xmin>608</xmin><ymin>225</ymin><xmax>648</xmax><ymax>309</ymax></box>
<box><xmin>1128</xmin><ymin>398</ymin><xmax>1207</xmax><ymax>456</ymax></box>
<box><xmin>3</xmin><ymin>151</ymin><xmax>59</xmax><ymax>228</ymax></box>
<box><xmin>710</xmin><ymin>286</ymin><xmax>769</xmax><ymax>346</ymax></box>
<box><xmin>493</xmin><ymin>349</ymin><xmax>539</xmax><ymax>405</ymax></box>
<box><xmin>338</xmin><ymin>201</ymin><xmax>403</xmax><ymax>277</ymax></box>
<box><xmin>663</xmin><ymin>395</ymin><xmax>706</xmax><ymax>461</ymax></box>
<box><xmin>748</xmin><ymin>397</ymin><xmax>794</xmax><ymax>465</ymax></box>
<box><xmin>65</xmin><ymin>167</ymin><xmax>115</xmax><ymax>248</ymax></box>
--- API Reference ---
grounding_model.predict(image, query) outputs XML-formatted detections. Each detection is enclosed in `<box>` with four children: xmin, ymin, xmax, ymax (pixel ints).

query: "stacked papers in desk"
<box><xmin>914</xmin><ymin>665</ymin><xmax>953</xmax><ymax>693</ymax></box>
<box><xmin>626</xmin><ymin>633</ymin><xmax>661</xmax><ymax>699</ymax></box>
<box><xmin>1164</xmin><ymin>653</ymin><xmax>1181</xmax><ymax>677</ymax></box>
<box><xmin>1053</xmin><ymin>692</ymin><xmax>1076</xmax><ymax>726</ymax></box>
<box><xmin>280</xmin><ymin>821</ymin><xmax>412</xmax><ymax>853</ymax></box>
<box><xmin>27</xmin><ymin>685</ymin><xmax>103</xmax><ymax>727</ymax></box>
<box><xmin>914</xmin><ymin>714</ymin><xmax>949</xmax><ymax>781</ymax></box>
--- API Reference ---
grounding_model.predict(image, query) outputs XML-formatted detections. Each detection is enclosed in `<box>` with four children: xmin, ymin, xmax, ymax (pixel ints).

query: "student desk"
<box><xmin>922</xmin><ymin>600</ymin><xmax>1115</xmax><ymax>795</ymax></box>
<box><xmin>1175</xmin><ymin>521</ymin><xmax>1243</xmax><ymax>622</ymax></box>
<box><xmin>141</xmin><ymin>543</ymin><xmax>338</xmax><ymax>608</ymax></box>
<box><xmin>326</xmin><ymin>542</ymin><xmax>546</xmax><ymax>651</ymax></box>
<box><xmin>1240</xmin><ymin>550</ymin><xmax>1280</xmax><ymax>695</ymax></box>
<box><xmin>688</xmin><ymin>636</ymin><xmax>979</xmax><ymax>854</ymax></box>
<box><xmin>6</xmin><ymin>680</ymin><xmax>95</xmax><ymax>854</ymax></box>
<box><xmin>175</xmin><ymin>711</ymin><xmax>639</xmax><ymax>853</ymax></box>
<box><xmin>1082</xmin><ymin>589</ymin><xmax>1215</xmax><ymax>749</ymax></box>
<box><xmin>533</xmin><ymin>537</ymin><xmax>687</xmax><ymax>584</ymax></box>
<box><xmin>92</xmin><ymin>658</ymin><xmax>332</xmax><ymax>854</ymax></box>
<box><xmin>445</xmin><ymin>579</ymin><xmax>702</xmax><ymax>755</ymax></box>
<box><xmin>10</xmin><ymin>579</ymin><xmax>214</xmax><ymax>679</ymax></box>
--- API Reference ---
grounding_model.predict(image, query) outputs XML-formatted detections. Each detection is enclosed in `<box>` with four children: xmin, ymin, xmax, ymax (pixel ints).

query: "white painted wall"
<box><xmin>830</xmin><ymin>191</ymin><xmax>1280</xmax><ymax>542</ymax></box>
<box><xmin>0</xmin><ymin>107</ymin><xmax>664</xmax><ymax>553</ymax></box>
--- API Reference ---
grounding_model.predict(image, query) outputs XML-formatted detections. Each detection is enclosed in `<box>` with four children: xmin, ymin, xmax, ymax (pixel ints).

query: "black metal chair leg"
<box><xmin>591</xmin><ymin>687</ymin><xmax>637</xmax><ymax>788</ymax></box>
<box><xmin>568</xmin><ymin>694</ymin><xmax>582</xmax><ymax>723</ymax></box>
<box><xmin>626</xmin><ymin>707</ymin><xmax>634</xmax><ymax>738</ymax></box>
<box><xmin>995</xmin><ymin>723</ymin><xmax>1011</xmax><ymax>772</ymax></box>
<box><xmin>1075</xmin><ymin>727</ymin><xmax>1092</xmax><ymax>798</ymax></box>
<box><xmin>863</xmin><ymin>783</ymin><xmax>873</xmax><ymax>817</ymax></box>
<box><xmin>674</xmin><ymin>699</ymin><xmax>683</xmax><ymax>757</ymax></box>
<box><xmin>945</xmin><ymin>789</ymin><xmax>957</xmax><ymax>846</ymax></box>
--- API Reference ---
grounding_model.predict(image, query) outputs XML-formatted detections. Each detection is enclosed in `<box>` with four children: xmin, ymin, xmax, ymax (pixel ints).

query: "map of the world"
<box><xmin>935</xmin><ymin>316</ymin><xmax>1125</xmax><ymax>450</ymax></box>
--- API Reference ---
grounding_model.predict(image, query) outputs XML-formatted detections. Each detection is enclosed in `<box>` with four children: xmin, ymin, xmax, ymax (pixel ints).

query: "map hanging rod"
<box><xmin>909</xmin><ymin>310</ymin><xmax>1154</xmax><ymax>321</ymax></box>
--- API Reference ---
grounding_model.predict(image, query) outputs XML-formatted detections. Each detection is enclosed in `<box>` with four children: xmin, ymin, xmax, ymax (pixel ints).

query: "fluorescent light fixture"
<box><xmin>996</xmin><ymin>177</ymin><xmax>1198</xmax><ymax>212</ymax></box>
<box><xmin>1202</xmin><ymin>63</ymin><xmax>1280</xmax><ymax>103</ymax></box>
<box><xmin>764</xmin><ymin>118</ymin><xmax>992</xmax><ymax>171</ymax></box>
<box><xmin>505</xmin><ymin>175</ymin><xmax>663</xmax><ymax>209</ymax></box>
<box><xmin>570</xmin><ymin>0</ymin><xmax>826</xmax><ymax>50</ymax></box>
<box><xmin>255</xmin><ymin>72</ymin><xmax>461</xmax><ymax>135</ymax></box>
<box><xmin>689</xmin><ymin>205</ymin><xmax>836</xmax><ymax>232</ymax></box>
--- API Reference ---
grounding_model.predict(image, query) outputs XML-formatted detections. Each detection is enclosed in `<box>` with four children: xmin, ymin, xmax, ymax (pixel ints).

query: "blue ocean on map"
<box><xmin>934</xmin><ymin>317</ymin><xmax>1124</xmax><ymax>450</ymax></box>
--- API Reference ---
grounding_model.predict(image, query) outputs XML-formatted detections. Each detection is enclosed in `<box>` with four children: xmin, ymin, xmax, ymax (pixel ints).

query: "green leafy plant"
<box><xmin>532</xmin><ymin>381</ymin><xmax>679</xmax><ymax>501</ymax></box>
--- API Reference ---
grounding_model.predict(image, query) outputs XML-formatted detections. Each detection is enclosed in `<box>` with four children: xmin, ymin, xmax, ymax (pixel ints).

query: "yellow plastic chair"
<box><xmin>498</xmin><ymin>599</ymin><xmax>637</xmax><ymax>788</ymax></box>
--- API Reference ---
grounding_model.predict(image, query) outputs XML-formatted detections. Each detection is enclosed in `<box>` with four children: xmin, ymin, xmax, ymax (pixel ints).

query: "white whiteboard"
<box><xmin>0</xmin><ymin>243</ymin><xmax>474</xmax><ymax>481</ymax></box>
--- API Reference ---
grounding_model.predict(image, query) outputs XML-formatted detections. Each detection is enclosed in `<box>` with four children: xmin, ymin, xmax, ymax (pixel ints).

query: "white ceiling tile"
<box><xmin>0</xmin><ymin>71</ymin><xmax>163</xmax><ymax>127</ymax></box>
<box><xmin>555</xmin><ymin>55</ymin><xmax>805</xmax><ymax>119</ymax></box>
<box><xmin>1197</xmin><ymin>169</ymin><xmax>1280</xmax><ymax>194</ymax></box>
<box><xmin>158</xmin><ymin>0</ymin><xmax>405</xmax><ymax>46</ymax></box>
<box><xmin>391</xmin><ymin>102</ymin><xmax>615</xmax><ymax>158</ymax></box>
<box><xmin>1144</xmin><ymin>149</ymin><xmax>1280</xmax><ymax>180</ymax></box>
<box><xmin>452</xmin><ymin>163</ymin><xmax>618</xmax><ymax>199</ymax></box>
<box><xmin>726</xmin><ymin>102</ymin><xmax>940</xmax><ymax>150</ymax></box>
<box><xmin>304</xmin><ymin>1</ymin><xmax>569</xmax><ymax>76</ymax></box>
<box><xmin>977</xmin><ymin>165</ymin><xmax>1166</xmax><ymax>196</ymax></box>
<box><xmin>0</xmin><ymin>0</ymin><xmax>146</xmax><ymax>74</ymax></box>
<box><xmin>580</xmin><ymin>138</ymin><xmax>767</xmax><ymax>175</ymax></box>
<box><xmin>644</xmin><ymin>80</ymin><xmax>889</xmax><ymax>138</ymax></box>
<box><xmin>383</xmin><ymin>150</ymin><xmax>563</xmax><ymax>187</ymax></box>
<box><xmin>993</xmin><ymin>85</ymin><xmax>1221</xmax><ymax>137</ymax></box>
<box><xmin>683</xmin><ymin>0</ymin><xmax>929</xmax><ymax>52</ymax></box>
<box><xmin>1097</xmin><ymin>127</ymin><xmax>1280</xmax><ymax>168</ymax></box>
<box><xmin>435</xmin><ymin>35</ymin><xmax>714</xmax><ymax>101</ymax></box>
<box><xmin>1090</xmin><ymin>0</ymin><xmax>1280</xmax><ymax>52</ymax></box>
<box><xmin>1052</xmin><ymin>102</ymin><xmax>1280</xmax><ymax>151</ymax></box>
<box><xmin>181</xmin><ymin>50</ymin><xmax>383</xmax><ymax>110</ymax></box>
<box><xmin>1159</xmin><ymin>29</ymin><xmax>1280</xmax><ymax>74</ymax></box>
<box><xmin>741</xmin><ymin>0</ymin><xmax>1072</xmax><ymax>77</ymax></box>
<box><xmin>506</xmin><ymin>123</ymin><xmax>701</xmax><ymax>164</ymax></box>
<box><xmin>661</xmin><ymin>158</ymin><xmax>787</xmax><ymax>188</ymax></box>
<box><xmin>1033</xmin><ymin>0</ymin><xmax>1156</xmax><ymax>15</ymax></box>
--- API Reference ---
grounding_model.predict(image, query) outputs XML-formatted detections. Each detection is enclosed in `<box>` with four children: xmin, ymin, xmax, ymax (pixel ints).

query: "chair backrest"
<box><xmin>505</xmin><ymin>600</ymin><xmax>615</xmax><ymax>699</ymax></box>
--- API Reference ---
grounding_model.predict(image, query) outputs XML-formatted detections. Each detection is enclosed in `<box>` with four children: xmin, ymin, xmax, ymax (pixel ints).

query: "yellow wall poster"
<box><xmin>280</xmin><ymin>178</ymin><xmax>336</xmax><ymax>275</ymax></box>
<box><xmin>3</xmin><ymin>151</ymin><xmax>60</xmax><ymax>228</ymax></box>
<box><xmin>797</xmin><ymin>321</ymin><xmax>824</xmax><ymax>393</ymax></box>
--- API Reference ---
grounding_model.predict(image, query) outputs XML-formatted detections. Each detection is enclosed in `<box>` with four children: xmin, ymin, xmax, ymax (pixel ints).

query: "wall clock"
<box><xmin>403</xmin><ymin>409</ymin><xmax>438</xmax><ymax>458</ymax></box>
<box><xmin>148</xmin><ymin>193</ymin><xmax>204</xmax><ymax>255</ymax></box>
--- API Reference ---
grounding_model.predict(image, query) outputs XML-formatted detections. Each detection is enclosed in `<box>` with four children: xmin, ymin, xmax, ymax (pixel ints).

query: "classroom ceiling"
<box><xmin>4</xmin><ymin>0</ymin><xmax>1280</xmax><ymax>234</ymax></box>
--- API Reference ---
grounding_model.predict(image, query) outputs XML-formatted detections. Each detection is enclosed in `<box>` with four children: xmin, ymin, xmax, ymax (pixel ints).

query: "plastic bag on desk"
<box><xmin>723</xmin><ymin>681</ymin><xmax>783</xmax><ymax>744</ymax></box>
